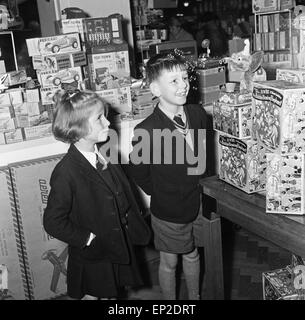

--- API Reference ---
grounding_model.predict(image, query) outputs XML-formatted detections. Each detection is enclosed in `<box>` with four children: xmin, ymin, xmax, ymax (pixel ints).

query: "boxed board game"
<box><xmin>213</xmin><ymin>101</ymin><xmax>252</xmax><ymax>139</ymax></box>
<box><xmin>266</xmin><ymin>152</ymin><xmax>305</xmax><ymax>214</ymax></box>
<box><xmin>218</xmin><ymin>135</ymin><xmax>267</xmax><ymax>193</ymax></box>
<box><xmin>252</xmin><ymin>80</ymin><xmax>305</xmax><ymax>154</ymax></box>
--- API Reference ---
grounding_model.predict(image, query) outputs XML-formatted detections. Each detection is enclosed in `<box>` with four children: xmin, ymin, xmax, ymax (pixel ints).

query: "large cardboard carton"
<box><xmin>9</xmin><ymin>156</ymin><xmax>68</xmax><ymax>300</ymax></box>
<box><xmin>252</xmin><ymin>81</ymin><xmax>305</xmax><ymax>154</ymax></box>
<box><xmin>213</xmin><ymin>101</ymin><xmax>252</xmax><ymax>139</ymax></box>
<box><xmin>266</xmin><ymin>152</ymin><xmax>305</xmax><ymax>214</ymax></box>
<box><xmin>218</xmin><ymin>135</ymin><xmax>267</xmax><ymax>193</ymax></box>
<box><xmin>0</xmin><ymin>167</ymin><xmax>29</xmax><ymax>300</ymax></box>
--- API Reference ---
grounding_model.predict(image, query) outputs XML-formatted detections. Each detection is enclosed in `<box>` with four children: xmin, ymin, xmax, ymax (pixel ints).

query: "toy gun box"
<box><xmin>252</xmin><ymin>80</ymin><xmax>305</xmax><ymax>154</ymax></box>
<box><xmin>218</xmin><ymin>134</ymin><xmax>267</xmax><ymax>194</ymax></box>
<box><xmin>266</xmin><ymin>152</ymin><xmax>305</xmax><ymax>215</ymax></box>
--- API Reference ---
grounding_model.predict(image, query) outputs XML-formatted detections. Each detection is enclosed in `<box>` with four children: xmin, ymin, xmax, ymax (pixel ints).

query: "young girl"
<box><xmin>43</xmin><ymin>90</ymin><xmax>151</xmax><ymax>300</ymax></box>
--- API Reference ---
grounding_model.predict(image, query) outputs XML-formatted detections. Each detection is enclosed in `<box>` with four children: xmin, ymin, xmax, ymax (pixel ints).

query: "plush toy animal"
<box><xmin>226</xmin><ymin>39</ymin><xmax>265</xmax><ymax>92</ymax></box>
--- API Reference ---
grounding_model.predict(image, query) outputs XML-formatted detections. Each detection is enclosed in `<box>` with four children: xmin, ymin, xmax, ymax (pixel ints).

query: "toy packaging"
<box><xmin>218</xmin><ymin>135</ymin><xmax>267</xmax><ymax>193</ymax></box>
<box><xmin>87</xmin><ymin>47</ymin><xmax>131</xmax><ymax>91</ymax></box>
<box><xmin>97</xmin><ymin>86</ymin><xmax>132</xmax><ymax>114</ymax></box>
<box><xmin>252</xmin><ymin>0</ymin><xmax>279</xmax><ymax>13</ymax></box>
<box><xmin>276</xmin><ymin>68</ymin><xmax>305</xmax><ymax>84</ymax></box>
<box><xmin>213</xmin><ymin>101</ymin><xmax>252</xmax><ymax>139</ymax></box>
<box><xmin>262</xmin><ymin>265</ymin><xmax>301</xmax><ymax>300</ymax></box>
<box><xmin>36</xmin><ymin>66</ymin><xmax>83</xmax><ymax>89</ymax></box>
<box><xmin>218</xmin><ymin>89</ymin><xmax>252</xmax><ymax>105</ymax></box>
<box><xmin>266</xmin><ymin>152</ymin><xmax>305</xmax><ymax>214</ymax></box>
<box><xmin>32</xmin><ymin>51</ymin><xmax>87</xmax><ymax>72</ymax></box>
<box><xmin>83</xmin><ymin>16</ymin><xmax>124</xmax><ymax>50</ymax></box>
<box><xmin>56</xmin><ymin>18</ymin><xmax>85</xmax><ymax>42</ymax></box>
<box><xmin>26</xmin><ymin>33</ymin><xmax>81</xmax><ymax>57</ymax></box>
<box><xmin>252</xmin><ymin>80</ymin><xmax>305</xmax><ymax>154</ymax></box>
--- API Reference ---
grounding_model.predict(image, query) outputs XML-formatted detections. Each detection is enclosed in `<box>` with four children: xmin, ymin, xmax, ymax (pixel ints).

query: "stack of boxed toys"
<box><xmin>0</xmin><ymin>68</ymin><xmax>55</xmax><ymax>144</ymax></box>
<box><xmin>76</xmin><ymin>14</ymin><xmax>133</xmax><ymax>117</ymax></box>
<box><xmin>251</xmin><ymin>80</ymin><xmax>305</xmax><ymax>215</ymax></box>
<box><xmin>26</xmin><ymin>32</ymin><xmax>86</xmax><ymax>108</ymax></box>
<box><xmin>214</xmin><ymin>84</ymin><xmax>268</xmax><ymax>194</ymax></box>
<box><xmin>262</xmin><ymin>254</ymin><xmax>305</xmax><ymax>300</ymax></box>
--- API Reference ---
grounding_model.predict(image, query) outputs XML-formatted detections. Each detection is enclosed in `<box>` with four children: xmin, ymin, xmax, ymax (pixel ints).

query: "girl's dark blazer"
<box><xmin>128</xmin><ymin>104</ymin><xmax>207</xmax><ymax>224</ymax></box>
<box><xmin>43</xmin><ymin>144</ymin><xmax>151</xmax><ymax>265</ymax></box>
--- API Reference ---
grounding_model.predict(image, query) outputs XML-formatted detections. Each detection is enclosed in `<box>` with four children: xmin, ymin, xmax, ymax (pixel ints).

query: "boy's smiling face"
<box><xmin>150</xmin><ymin>66</ymin><xmax>189</xmax><ymax>111</ymax></box>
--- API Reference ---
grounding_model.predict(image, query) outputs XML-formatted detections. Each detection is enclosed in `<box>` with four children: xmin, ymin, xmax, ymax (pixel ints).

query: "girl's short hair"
<box><xmin>52</xmin><ymin>90</ymin><xmax>108</xmax><ymax>144</ymax></box>
<box><xmin>145</xmin><ymin>52</ymin><xmax>187</xmax><ymax>85</ymax></box>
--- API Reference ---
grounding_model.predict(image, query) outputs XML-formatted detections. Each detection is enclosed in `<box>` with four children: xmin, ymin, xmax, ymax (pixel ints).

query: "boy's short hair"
<box><xmin>145</xmin><ymin>52</ymin><xmax>187</xmax><ymax>85</ymax></box>
<box><xmin>52</xmin><ymin>90</ymin><xmax>107</xmax><ymax>144</ymax></box>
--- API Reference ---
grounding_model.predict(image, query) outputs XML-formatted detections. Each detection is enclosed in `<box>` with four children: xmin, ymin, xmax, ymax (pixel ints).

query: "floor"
<box><xmin>56</xmin><ymin>219</ymin><xmax>293</xmax><ymax>300</ymax></box>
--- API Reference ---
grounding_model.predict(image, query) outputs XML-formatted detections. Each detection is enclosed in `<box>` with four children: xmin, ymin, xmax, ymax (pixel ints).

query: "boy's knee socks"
<box><xmin>182</xmin><ymin>251</ymin><xmax>200</xmax><ymax>300</ymax></box>
<box><xmin>158</xmin><ymin>264</ymin><xmax>176</xmax><ymax>300</ymax></box>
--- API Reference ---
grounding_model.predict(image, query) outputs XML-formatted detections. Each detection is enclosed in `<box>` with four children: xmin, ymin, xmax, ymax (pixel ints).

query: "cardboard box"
<box><xmin>4</xmin><ymin>129</ymin><xmax>24</xmax><ymax>144</ymax></box>
<box><xmin>26</xmin><ymin>33</ymin><xmax>81</xmax><ymax>57</ymax></box>
<box><xmin>97</xmin><ymin>86</ymin><xmax>132</xmax><ymax>114</ymax></box>
<box><xmin>0</xmin><ymin>167</ymin><xmax>29</xmax><ymax>300</ymax></box>
<box><xmin>32</xmin><ymin>51</ymin><xmax>87</xmax><ymax>72</ymax></box>
<box><xmin>266</xmin><ymin>152</ymin><xmax>305</xmax><ymax>214</ymax></box>
<box><xmin>40</xmin><ymin>87</ymin><xmax>60</xmax><ymax>105</ymax></box>
<box><xmin>197</xmin><ymin>66</ymin><xmax>226</xmax><ymax>89</ymax></box>
<box><xmin>83</xmin><ymin>16</ymin><xmax>124</xmax><ymax>49</ymax></box>
<box><xmin>9</xmin><ymin>156</ymin><xmax>68</xmax><ymax>300</ymax></box>
<box><xmin>252</xmin><ymin>0</ymin><xmax>279</xmax><ymax>13</ymax></box>
<box><xmin>252</xmin><ymin>81</ymin><xmax>305</xmax><ymax>154</ymax></box>
<box><xmin>87</xmin><ymin>47</ymin><xmax>131</xmax><ymax>91</ymax></box>
<box><xmin>199</xmin><ymin>85</ymin><xmax>222</xmax><ymax>106</ymax></box>
<box><xmin>56</xmin><ymin>18</ymin><xmax>85</xmax><ymax>42</ymax></box>
<box><xmin>22</xmin><ymin>123</ymin><xmax>52</xmax><ymax>141</ymax></box>
<box><xmin>276</xmin><ymin>68</ymin><xmax>305</xmax><ymax>83</ymax></box>
<box><xmin>262</xmin><ymin>265</ymin><xmax>300</xmax><ymax>300</ymax></box>
<box><xmin>0</xmin><ymin>70</ymin><xmax>27</xmax><ymax>87</ymax></box>
<box><xmin>37</xmin><ymin>67</ymin><xmax>83</xmax><ymax>88</ymax></box>
<box><xmin>218</xmin><ymin>135</ymin><xmax>267</xmax><ymax>193</ymax></box>
<box><xmin>213</xmin><ymin>102</ymin><xmax>252</xmax><ymax>139</ymax></box>
<box><xmin>218</xmin><ymin>90</ymin><xmax>252</xmax><ymax>105</ymax></box>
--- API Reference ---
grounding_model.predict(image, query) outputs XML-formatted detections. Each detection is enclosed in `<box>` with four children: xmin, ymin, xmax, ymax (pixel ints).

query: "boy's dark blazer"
<box><xmin>128</xmin><ymin>104</ymin><xmax>207</xmax><ymax>224</ymax></box>
<box><xmin>43</xmin><ymin>144</ymin><xmax>151</xmax><ymax>265</ymax></box>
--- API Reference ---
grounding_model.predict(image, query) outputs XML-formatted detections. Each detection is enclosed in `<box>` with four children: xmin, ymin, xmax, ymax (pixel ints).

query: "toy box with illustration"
<box><xmin>87</xmin><ymin>47</ymin><xmax>131</xmax><ymax>91</ymax></box>
<box><xmin>40</xmin><ymin>87</ymin><xmax>60</xmax><ymax>105</ymax></box>
<box><xmin>252</xmin><ymin>80</ymin><xmax>305</xmax><ymax>154</ymax></box>
<box><xmin>0</xmin><ymin>70</ymin><xmax>27</xmax><ymax>87</ymax></box>
<box><xmin>276</xmin><ymin>68</ymin><xmax>305</xmax><ymax>84</ymax></box>
<box><xmin>196</xmin><ymin>66</ymin><xmax>226</xmax><ymax>89</ymax></box>
<box><xmin>252</xmin><ymin>0</ymin><xmax>295</xmax><ymax>13</ymax></box>
<box><xmin>218</xmin><ymin>89</ymin><xmax>252</xmax><ymax>105</ymax></box>
<box><xmin>83</xmin><ymin>15</ymin><xmax>124</xmax><ymax>50</ymax></box>
<box><xmin>9</xmin><ymin>156</ymin><xmax>67</xmax><ymax>300</ymax></box>
<box><xmin>32</xmin><ymin>51</ymin><xmax>87</xmax><ymax>72</ymax></box>
<box><xmin>97</xmin><ymin>86</ymin><xmax>132</xmax><ymax>114</ymax></box>
<box><xmin>26</xmin><ymin>33</ymin><xmax>81</xmax><ymax>57</ymax></box>
<box><xmin>218</xmin><ymin>135</ymin><xmax>267</xmax><ymax>193</ymax></box>
<box><xmin>56</xmin><ymin>18</ymin><xmax>85</xmax><ymax>42</ymax></box>
<box><xmin>0</xmin><ymin>167</ymin><xmax>29</xmax><ymax>300</ymax></box>
<box><xmin>266</xmin><ymin>152</ymin><xmax>305</xmax><ymax>215</ymax></box>
<box><xmin>36</xmin><ymin>66</ymin><xmax>83</xmax><ymax>88</ymax></box>
<box><xmin>213</xmin><ymin>101</ymin><xmax>252</xmax><ymax>139</ymax></box>
<box><xmin>262</xmin><ymin>265</ymin><xmax>301</xmax><ymax>300</ymax></box>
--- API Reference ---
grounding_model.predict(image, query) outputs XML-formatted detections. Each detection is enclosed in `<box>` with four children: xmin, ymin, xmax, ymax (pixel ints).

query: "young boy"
<box><xmin>128</xmin><ymin>52</ymin><xmax>207</xmax><ymax>300</ymax></box>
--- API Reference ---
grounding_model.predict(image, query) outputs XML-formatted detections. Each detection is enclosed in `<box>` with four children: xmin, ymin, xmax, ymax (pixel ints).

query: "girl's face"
<box><xmin>151</xmin><ymin>66</ymin><xmax>190</xmax><ymax>110</ymax></box>
<box><xmin>85</xmin><ymin>104</ymin><xmax>110</xmax><ymax>143</ymax></box>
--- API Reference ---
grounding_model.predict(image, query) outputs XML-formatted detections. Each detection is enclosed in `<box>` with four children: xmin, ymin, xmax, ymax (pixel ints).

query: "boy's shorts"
<box><xmin>151</xmin><ymin>210</ymin><xmax>204</xmax><ymax>254</ymax></box>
